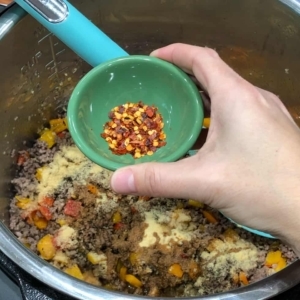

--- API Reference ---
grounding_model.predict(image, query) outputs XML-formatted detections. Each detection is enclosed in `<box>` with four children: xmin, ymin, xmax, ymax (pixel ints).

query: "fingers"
<box><xmin>150</xmin><ymin>43</ymin><xmax>243</xmax><ymax>96</ymax></box>
<box><xmin>152</xmin><ymin>44</ymin><xmax>297</xmax><ymax>128</ymax></box>
<box><xmin>151</xmin><ymin>44</ymin><xmax>198</xmax><ymax>75</ymax></box>
<box><xmin>111</xmin><ymin>157</ymin><xmax>213</xmax><ymax>200</ymax></box>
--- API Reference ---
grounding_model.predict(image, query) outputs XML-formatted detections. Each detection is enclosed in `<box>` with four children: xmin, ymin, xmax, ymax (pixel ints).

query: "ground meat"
<box><xmin>9</xmin><ymin>118</ymin><xmax>298</xmax><ymax>297</ymax></box>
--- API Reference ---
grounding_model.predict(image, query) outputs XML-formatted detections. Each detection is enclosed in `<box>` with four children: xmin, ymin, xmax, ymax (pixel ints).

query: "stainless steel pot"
<box><xmin>1</xmin><ymin>1</ymin><xmax>300</xmax><ymax>299</ymax></box>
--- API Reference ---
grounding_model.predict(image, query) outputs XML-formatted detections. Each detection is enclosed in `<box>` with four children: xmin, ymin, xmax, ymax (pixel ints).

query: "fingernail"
<box><xmin>150</xmin><ymin>50</ymin><xmax>158</xmax><ymax>57</ymax></box>
<box><xmin>111</xmin><ymin>168</ymin><xmax>136</xmax><ymax>194</ymax></box>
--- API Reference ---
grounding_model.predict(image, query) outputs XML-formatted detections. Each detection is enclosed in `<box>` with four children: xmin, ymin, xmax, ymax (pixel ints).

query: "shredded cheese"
<box><xmin>55</xmin><ymin>225</ymin><xmax>78</xmax><ymax>249</ymax></box>
<box><xmin>37</xmin><ymin>145</ymin><xmax>103</xmax><ymax>201</ymax></box>
<box><xmin>139</xmin><ymin>209</ymin><xmax>195</xmax><ymax>247</ymax></box>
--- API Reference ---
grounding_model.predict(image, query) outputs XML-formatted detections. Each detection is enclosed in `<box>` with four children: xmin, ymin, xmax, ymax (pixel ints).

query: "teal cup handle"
<box><xmin>15</xmin><ymin>0</ymin><xmax>129</xmax><ymax>67</ymax></box>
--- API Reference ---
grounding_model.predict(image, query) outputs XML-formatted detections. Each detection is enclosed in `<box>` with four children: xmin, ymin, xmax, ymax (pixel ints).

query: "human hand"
<box><xmin>111</xmin><ymin>43</ymin><xmax>300</xmax><ymax>254</ymax></box>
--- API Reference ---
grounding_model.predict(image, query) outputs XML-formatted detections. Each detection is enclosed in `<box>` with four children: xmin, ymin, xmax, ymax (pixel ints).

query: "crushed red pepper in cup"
<box><xmin>101</xmin><ymin>101</ymin><xmax>167</xmax><ymax>158</ymax></box>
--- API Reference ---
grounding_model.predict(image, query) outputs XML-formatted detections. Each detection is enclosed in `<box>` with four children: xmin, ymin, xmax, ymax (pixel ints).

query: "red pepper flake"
<box><xmin>101</xmin><ymin>101</ymin><xmax>167</xmax><ymax>159</ymax></box>
<box><xmin>64</xmin><ymin>200</ymin><xmax>82</xmax><ymax>218</ymax></box>
<box><xmin>145</xmin><ymin>106</ymin><xmax>155</xmax><ymax>117</ymax></box>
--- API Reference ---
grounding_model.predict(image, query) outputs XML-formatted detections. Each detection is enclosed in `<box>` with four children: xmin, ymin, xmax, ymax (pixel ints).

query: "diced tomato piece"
<box><xmin>113</xmin><ymin>222</ymin><xmax>125</xmax><ymax>230</ymax></box>
<box><xmin>64</xmin><ymin>200</ymin><xmax>82</xmax><ymax>218</ymax></box>
<box><xmin>39</xmin><ymin>196</ymin><xmax>54</xmax><ymax>207</ymax></box>
<box><xmin>39</xmin><ymin>206</ymin><xmax>52</xmax><ymax>221</ymax></box>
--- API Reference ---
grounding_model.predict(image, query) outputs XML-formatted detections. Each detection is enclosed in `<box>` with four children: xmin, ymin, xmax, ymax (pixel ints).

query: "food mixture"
<box><xmin>10</xmin><ymin>117</ymin><xmax>297</xmax><ymax>297</ymax></box>
<box><xmin>101</xmin><ymin>101</ymin><xmax>166</xmax><ymax>158</ymax></box>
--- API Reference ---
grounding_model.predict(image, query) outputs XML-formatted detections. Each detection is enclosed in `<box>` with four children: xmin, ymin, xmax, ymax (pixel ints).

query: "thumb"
<box><xmin>110</xmin><ymin>156</ymin><xmax>213</xmax><ymax>200</ymax></box>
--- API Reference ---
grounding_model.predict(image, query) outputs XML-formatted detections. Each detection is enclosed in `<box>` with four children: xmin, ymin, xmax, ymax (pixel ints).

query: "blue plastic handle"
<box><xmin>15</xmin><ymin>0</ymin><xmax>129</xmax><ymax>67</ymax></box>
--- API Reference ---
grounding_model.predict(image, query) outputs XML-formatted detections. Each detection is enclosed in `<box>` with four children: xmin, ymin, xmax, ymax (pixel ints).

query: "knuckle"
<box><xmin>265</xmin><ymin>90</ymin><xmax>277</xmax><ymax>98</ymax></box>
<box><xmin>203</xmin><ymin>47</ymin><xmax>219</xmax><ymax>59</ymax></box>
<box><xmin>266</xmin><ymin>91</ymin><xmax>281</xmax><ymax>103</ymax></box>
<box><xmin>141</xmin><ymin>164</ymin><xmax>162</xmax><ymax>196</ymax></box>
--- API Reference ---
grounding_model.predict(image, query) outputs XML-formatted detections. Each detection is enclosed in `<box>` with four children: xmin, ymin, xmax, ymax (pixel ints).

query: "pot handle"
<box><xmin>0</xmin><ymin>0</ymin><xmax>12</xmax><ymax>14</ymax></box>
<box><xmin>0</xmin><ymin>3</ymin><xmax>26</xmax><ymax>40</ymax></box>
<box><xmin>14</xmin><ymin>0</ymin><xmax>128</xmax><ymax>67</ymax></box>
<box><xmin>0</xmin><ymin>0</ymin><xmax>13</xmax><ymax>6</ymax></box>
<box><xmin>279</xmin><ymin>0</ymin><xmax>300</xmax><ymax>13</ymax></box>
<box><xmin>0</xmin><ymin>250</ymin><xmax>71</xmax><ymax>300</ymax></box>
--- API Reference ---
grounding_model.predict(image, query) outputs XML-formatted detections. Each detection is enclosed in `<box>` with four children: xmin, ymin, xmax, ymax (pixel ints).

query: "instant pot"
<box><xmin>1</xmin><ymin>1</ymin><xmax>300</xmax><ymax>299</ymax></box>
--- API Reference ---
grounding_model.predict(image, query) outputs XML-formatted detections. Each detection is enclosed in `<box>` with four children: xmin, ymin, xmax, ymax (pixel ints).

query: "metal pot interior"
<box><xmin>1</xmin><ymin>0</ymin><xmax>300</xmax><ymax>299</ymax></box>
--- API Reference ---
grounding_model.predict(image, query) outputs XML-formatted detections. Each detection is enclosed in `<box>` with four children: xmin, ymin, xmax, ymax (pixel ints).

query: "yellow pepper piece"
<box><xmin>15</xmin><ymin>196</ymin><xmax>32</xmax><ymax>209</ymax></box>
<box><xmin>37</xmin><ymin>234</ymin><xmax>56</xmax><ymax>260</ymax></box>
<box><xmin>116</xmin><ymin>259</ymin><xmax>123</xmax><ymax>273</ymax></box>
<box><xmin>265</xmin><ymin>250</ymin><xmax>282</xmax><ymax>267</ymax></box>
<box><xmin>129</xmin><ymin>252</ymin><xmax>139</xmax><ymax>265</ymax></box>
<box><xmin>87</xmin><ymin>184</ymin><xmax>98</xmax><ymax>195</ymax></box>
<box><xmin>188</xmin><ymin>199</ymin><xmax>204</xmax><ymax>208</ymax></box>
<box><xmin>203</xmin><ymin>117</ymin><xmax>211</xmax><ymax>128</ymax></box>
<box><xmin>34</xmin><ymin>217</ymin><xmax>48</xmax><ymax>229</ymax></box>
<box><xmin>49</xmin><ymin>118</ymin><xmax>68</xmax><ymax>133</ymax></box>
<box><xmin>223</xmin><ymin>228</ymin><xmax>238</xmax><ymax>238</ymax></box>
<box><xmin>36</xmin><ymin>168</ymin><xmax>43</xmax><ymax>181</ymax></box>
<box><xmin>112</xmin><ymin>211</ymin><xmax>122</xmax><ymax>224</ymax></box>
<box><xmin>31</xmin><ymin>211</ymin><xmax>48</xmax><ymax>229</ymax></box>
<box><xmin>223</xmin><ymin>228</ymin><xmax>239</xmax><ymax>242</ymax></box>
<box><xmin>168</xmin><ymin>263</ymin><xmax>184</xmax><ymax>278</ymax></box>
<box><xmin>56</xmin><ymin>218</ymin><xmax>67</xmax><ymax>226</ymax></box>
<box><xmin>35</xmin><ymin>166</ymin><xmax>46</xmax><ymax>181</ymax></box>
<box><xmin>87</xmin><ymin>252</ymin><xmax>98</xmax><ymax>265</ymax></box>
<box><xmin>188</xmin><ymin>260</ymin><xmax>200</xmax><ymax>279</ymax></box>
<box><xmin>275</xmin><ymin>257</ymin><xmax>287</xmax><ymax>272</ymax></box>
<box><xmin>239</xmin><ymin>272</ymin><xmax>249</xmax><ymax>285</ymax></box>
<box><xmin>119</xmin><ymin>266</ymin><xmax>127</xmax><ymax>281</ymax></box>
<box><xmin>64</xmin><ymin>264</ymin><xmax>84</xmax><ymax>280</ymax></box>
<box><xmin>125</xmin><ymin>274</ymin><xmax>142</xmax><ymax>288</ymax></box>
<box><xmin>265</xmin><ymin>250</ymin><xmax>287</xmax><ymax>271</ymax></box>
<box><xmin>203</xmin><ymin>210</ymin><xmax>218</xmax><ymax>224</ymax></box>
<box><xmin>39</xmin><ymin>129</ymin><xmax>56</xmax><ymax>148</ymax></box>
<box><xmin>87</xmin><ymin>252</ymin><xmax>105</xmax><ymax>265</ymax></box>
